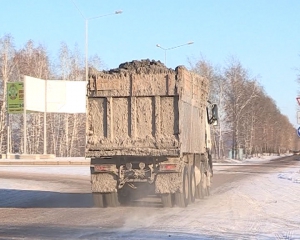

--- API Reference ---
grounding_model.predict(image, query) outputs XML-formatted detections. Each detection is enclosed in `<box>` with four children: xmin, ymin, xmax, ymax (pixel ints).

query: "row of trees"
<box><xmin>191</xmin><ymin>58</ymin><xmax>298</xmax><ymax>159</ymax></box>
<box><xmin>0</xmin><ymin>34</ymin><xmax>298</xmax><ymax>158</ymax></box>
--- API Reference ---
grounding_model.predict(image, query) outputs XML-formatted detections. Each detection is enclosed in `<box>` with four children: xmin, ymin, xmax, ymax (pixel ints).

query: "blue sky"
<box><xmin>1</xmin><ymin>0</ymin><xmax>300</xmax><ymax>126</ymax></box>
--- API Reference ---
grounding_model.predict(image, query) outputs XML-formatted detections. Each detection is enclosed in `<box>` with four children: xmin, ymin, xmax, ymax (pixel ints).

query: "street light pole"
<box><xmin>156</xmin><ymin>41</ymin><xmax>194</xmax><ymax>65</ymax></box>
<box><xmin>84</xmin><ymin>11</ymin><xmax>122</xmax><ymax>82</ymax></box>
<box><xmin>72</xmin><ymin>1</ymin><xmax>122</xmax><ymax>81</ymax></box>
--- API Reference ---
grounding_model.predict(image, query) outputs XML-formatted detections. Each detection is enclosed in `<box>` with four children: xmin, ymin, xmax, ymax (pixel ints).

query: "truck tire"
<box><xmin>206</xmin><ymin>186</ymin><xmax>210</xmax><ymax>196</ymax></box>
<box><xmin>195</xmin><ymin>163</ymin><xmax>205</xmax><ymax>199</ymax></box>
<box><xmin>175</xmin><ymin>165</ymin><xmax>189</xmax><ymax>207</ymax></box>
<box><xmin>161</xmin><ymin>193</ymin><xmax>173</xmax><ymax>208</ymax></box>
<box><xmin>206</xmin><ymin>164</ymin><xmax>212</xmax><ymax>196</ymax></box>
<box><xmin>189</xmin><ymin>165</ymin><xmax>196</xmax><ymax>203</ymax></box>
<box><xmin>195</xmin><ymin>184</ymin><xmax>204</xmax><ymax>199</ymax></box>
<box><xmin>118</xmin><ymin>188</ymin><xmax>131</xmax><ymax>205</ymax></box>
<box><xmin>93</xmin><ymin>193</ymin><xmax>105</xmax><ymax>208</ymax></box>
<box><xmin>105</xmin><ymin>192</ymin><xmax>119</xmax><ymax>207</ymax></box>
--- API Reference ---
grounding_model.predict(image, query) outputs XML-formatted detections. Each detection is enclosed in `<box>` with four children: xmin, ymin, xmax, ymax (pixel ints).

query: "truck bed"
<box><xmin>86</xmin><ymin>60</ymin><xmax>208</xmax><ymax>158</ymax></box>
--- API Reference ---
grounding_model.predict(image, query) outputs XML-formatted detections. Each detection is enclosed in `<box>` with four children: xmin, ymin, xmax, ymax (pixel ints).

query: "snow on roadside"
<box><xmin>277</xmin><ymin>170</ymin><xmax>300</xmax><ymax>183</ymax></box>
<box><xmin>215</xmin><ymin>153</ymin><xmax>293</xmax><ymax>165</ymax></box>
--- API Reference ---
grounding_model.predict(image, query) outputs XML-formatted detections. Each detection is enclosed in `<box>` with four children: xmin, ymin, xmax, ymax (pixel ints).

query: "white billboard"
<box><xmin>24</xmin><ymin>76</ymin><xmax>86</xmax><ymax>113</ymax></box>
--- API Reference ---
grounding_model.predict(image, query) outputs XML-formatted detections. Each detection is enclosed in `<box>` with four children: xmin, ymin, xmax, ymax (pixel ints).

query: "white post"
<box><xmin>85</xmin><ymin>19</ymin><xmax>88</xmax><ymax>82</ymax></box>
<box><xmin>23</xmin><ymin>77</ymin><xmax>27</xmax><ymax>154</ymax></box>
<box><xmin>43</xmin><ymin>79</ymin><xmax>47</xmax><ymax>154</ymax></box>
<box><xmin>5</xmin><ymin>80</ymin><xmax>10</xmax><ymax>156</ymax></box>
<box><xmin>6</xmin><ymin>112</ymin><xmax>10</xmax><ymax>155</ymax></box>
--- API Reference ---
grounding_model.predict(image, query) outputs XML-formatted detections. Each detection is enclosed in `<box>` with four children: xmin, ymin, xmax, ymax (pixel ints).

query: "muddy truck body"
<box><xmin>86</xmin><ymin>60</ymin><xmax>218</xmax><ymax>208</ymax></box>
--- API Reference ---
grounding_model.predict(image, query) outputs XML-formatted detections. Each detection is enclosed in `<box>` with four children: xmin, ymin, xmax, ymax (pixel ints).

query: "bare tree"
<box><xmin>0</xmin><ymin>35</ymin><xmax>16</xmax><ymax>153</ymax></box>
<box><xmin>223</xmin><ymin>59</ymin><xmax>259</xmax><ymax>159</ymax></box>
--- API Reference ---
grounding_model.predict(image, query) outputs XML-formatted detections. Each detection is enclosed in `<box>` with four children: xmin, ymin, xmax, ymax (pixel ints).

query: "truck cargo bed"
<box><xmin>86</xmin><ymin>60</ymin><xmax>208</xmax><ymax>158</ymax></box>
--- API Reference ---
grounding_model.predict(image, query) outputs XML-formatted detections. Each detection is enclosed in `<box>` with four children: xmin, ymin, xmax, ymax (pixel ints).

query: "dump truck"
<box><xmin>86</xmin><ymin>60</ymin><xmax>218</xmax><ymax>208</ymax></box>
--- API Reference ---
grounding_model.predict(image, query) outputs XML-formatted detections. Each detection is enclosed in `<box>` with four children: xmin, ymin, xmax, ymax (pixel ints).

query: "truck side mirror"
<box><xmin>212</xmin><ymin>104</ymin><xmax>218</xmax><ymax>119</ymax></box>
<box><xmin>209</xmin><ymin>104</ymin><xmax>218</xmax><ymax>125</ymax></box>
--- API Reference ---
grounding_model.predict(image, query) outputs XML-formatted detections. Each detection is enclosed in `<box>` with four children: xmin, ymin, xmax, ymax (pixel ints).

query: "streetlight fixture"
<box><xmin>72</xmin><ymin>0</ymin><xmax>122</xmax><ymax>81</ymax></box>
<box><xmin>156</xmin><ymin>41</ymin><xmax>194</xmax><ymax>65</ymax></box>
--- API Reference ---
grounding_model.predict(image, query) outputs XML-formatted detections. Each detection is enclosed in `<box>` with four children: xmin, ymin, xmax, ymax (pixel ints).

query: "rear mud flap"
<box><xmin>155</xmin><ymin>172</ymin><xmax>182</xmax><ymax>194</ymax></box>
<box><xmin>91</xmin><ymin>173</ymin><xmax>117</xmax><ymax>193</ymax></box>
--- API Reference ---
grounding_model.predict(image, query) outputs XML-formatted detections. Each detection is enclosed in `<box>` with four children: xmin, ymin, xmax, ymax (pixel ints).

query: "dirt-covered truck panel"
<box><xmin>86</xmin><ymin>96</ymin><xmax>180</xmax><ymax>157</ymax></box>
<box><xmin>86</xmin><ymin>60</ymin><xmax>209</xmax><ymax>158</ymax></box>
<box><xmin>86</xmin><ymin>61</ymin><xmax>179</xmax><ymax>157</ymax></box>
<box><xmin>177</xmin><ymin>67</ymin><xmax>209</xmax><ymax>154</ymax></box>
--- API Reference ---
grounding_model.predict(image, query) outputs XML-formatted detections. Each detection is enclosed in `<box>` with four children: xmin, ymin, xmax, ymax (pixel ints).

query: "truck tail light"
<box><xmin>159</xmin><ymin>163</ymin><xmax>177</xmax><ymax>171</ymax></box>
<box><xmin>93</xmin><ymin>164</ymin><xmax>114</xmax><ymax>172</ymax></box>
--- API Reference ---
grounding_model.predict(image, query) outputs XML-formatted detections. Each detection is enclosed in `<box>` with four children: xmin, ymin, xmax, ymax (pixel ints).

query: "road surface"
<box><xmin>0</xmin><ymin>155</ymin><xmax>299</xmax><ymax>239</ymax></box>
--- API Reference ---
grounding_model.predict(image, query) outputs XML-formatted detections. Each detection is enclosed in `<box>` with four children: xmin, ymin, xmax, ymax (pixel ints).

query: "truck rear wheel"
<box><xmin>93</xmin><ymin>193</ymin><xmax>105</xmax><ymax>208</ymax></box>
<box><xmin>175</xmin><ymin>165</ymin><xmax>189</xmax><ymax>207</ymax></box>
<box><xmin>118</xmin><ymin>187</ymin><xmax>132</xmax><ymax>205</ymax></box>
<box><xmin>195</xmin><ymin>184</ymin><xmax>204</xmax><ymax>199</ymax></box>
<box><xmin>195</xmin><ymin>163</ymin><xmax>206</xmax><ymax>199</ymax></box>
<box><xmin>206</xmin><ymin>186</ymin><xmax>210</xmax><ymax>196</ymax></box>
<box><xmin>205</xmin><ymin>165</ymin><xmax>212</xmax><ymax>196</ymax></box>
<box><xmin>105</xmin><ymin>192</ymin><xmax>119</xmax><ymax>207</ymax></box>
<box><xmin>161</xmin><ymin>193</ymin><xmax>173</xmax><ymax>208</ymax></box>
<box><xmin>189</xmin><ymin>165</ymin><xmax>196</xmax><ymax>203</ymax></box>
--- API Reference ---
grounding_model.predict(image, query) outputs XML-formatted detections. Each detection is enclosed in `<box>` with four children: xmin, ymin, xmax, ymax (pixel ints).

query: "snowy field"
<box><xmin>0</xmin><ymin>155</ymin><xmax>300</xmax><ymax>239</ymax></box>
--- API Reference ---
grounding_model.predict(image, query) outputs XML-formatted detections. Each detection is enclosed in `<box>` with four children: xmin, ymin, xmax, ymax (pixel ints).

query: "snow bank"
<box><xmin>278</xmin><ymin>170</ymin><xmax>300</xmax><ymax>183</ymax></box>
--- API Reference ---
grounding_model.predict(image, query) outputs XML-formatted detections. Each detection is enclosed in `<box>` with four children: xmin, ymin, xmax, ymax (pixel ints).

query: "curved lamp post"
<box><xmin>156</xmin><ymin>41</ymin><xmax>194</xmax><ymax>66</ymax></box>
<box><xmin>72</xmin><ymin>0</ymin><xmax>122</xmax><ymax>81</ymax></box>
